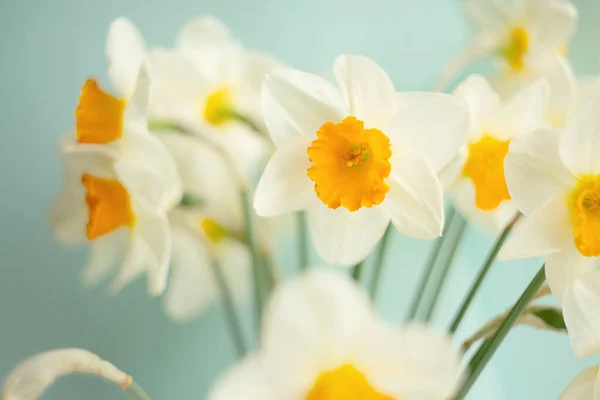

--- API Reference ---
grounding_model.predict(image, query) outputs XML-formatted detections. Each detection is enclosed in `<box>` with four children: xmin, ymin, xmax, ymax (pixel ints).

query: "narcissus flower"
<box><xmin>254</xmin><ymin>55</ymin><xmax>469</xmax><ymax>265</ymax></box>
<box><xmin>443</xmin><ymin>74</ymin><xmax>548</xmax><ymax>233</ymax></box>
<box><xmin>50</xmin><ymin>66</ymin><xmax>181</xmax><ymax>296</ymax></box>
<box><xmin>500</xmin><ymin>89</ymin><xmax>600</xmax><ymax>303</ymax></box>
<box><xmin>2</xmin><ymin>349</ymin><xmax>130</xmax><ymax>400</ymax></box>
<box><xmin>560</xmin><ymin>365</ymin><xmax>600</xmax><ymax>400</ymax></box>
<box><xmin>209</xmin><ymin>270</ymin><xmax>463</xmax><ymax>400</ymax></box>
<box><xmin>107</xmin><ymin>17</ymin><xmax>275</xmax><ymax>178</ymax></box>
<box><xmin>562</xmin><ymin>271</ymin><xmax>600</xmax><ymax>358</ymax></box>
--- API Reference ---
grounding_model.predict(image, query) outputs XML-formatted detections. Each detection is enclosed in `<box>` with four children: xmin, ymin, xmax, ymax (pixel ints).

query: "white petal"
<box><xmin>106</xmin><ymin>18</ymin><xmax>146</xmax><ymax>96</ymax></box>
<box><xmin>209</xmin><ymin>355</ymin><xmax>276</xmax><ymax>400</ymax></box>
<box><xmin>463</xmin><ymin>0</ymin><xmax>510</xmax><ymax>35</ymax></box>
<box><xmin>82</xmin><ymin>230</ymin><xmax>126</xmax><ymax>286</ymax></box>
<box><xmin>529</xmin><ymin>0</ymin><xmax>578</xmax><ymax>51</ymax></box>
<box><xmin>438</xmin><ymin>149</ymin><xmax>467</xmax><ymax>192</ymax></box>
<box><xmin>176</xmin><ymin>16</ymin><xmax>239</xmax><ymax>82</ymax></box>
<box><xmin>114</xmin><ymin>160</ymin><xmax>172</xmax><ymax>213</ymax></box>
<box><xmin>254</xmin><ymin>136</ymin><xmax>316</xmax><ymax>217</ymax></box>
<box><xmin>545</xmin><ymin>242</ymin><xmax>598</xmax><ymax>303</ymax></box>
<box><xmin>123</xmin><ymin>63</ymin><xmax>150</xmax><ymax>132</ymax></box>
<box><xmin>163</xmin><ymin>225</ymin><xmax>216</xmax><ymax>321</ymax></box>
<box><xmin>333</xmin><ymin>55</ymin><xmax>397</xmax><ymax>128</ymax></box>
<box><xmin>381</xmin><ymin>150</ymin><xmax>444</xmax><ymax>239</ymax></box>
<box><xmin>559</xmin><ymin>366</ymin><xmax>600</xmax><ymax>400</ymax></box>
<box><xmin>262</xmin><ymin>67</ymin><xmax>345</xmax><ymax>147</ymax></box>
<box><xmin>109</xmin><ymin>234</ymin><xmax>147</xmax><ymax>294</ymax></box>
<box><xmin>453</xmin><ymin>74</ymin><xmax>500</xmax><ymax>135</ymax></box>
<box><xmin>48</xmin><ymin>179</ymin><xmax>87</xmax><ymax>245</ymax></box>
<box><xmin>136</xmin><ymin>215</ymin><xmax>172</xmax><ymax>296</ymax></box>
<box><xmin>484</xmin><ymin>79</ymin><xmax>549</xmax><ymax>141</ymax></box>
<box><xmin>385</xmin><ymin>92</ymin><xmax>469</xmax><ymax>172</ymax></box>
<box><xmin>261</xmin><ymin>269</ymin><xmax>373</xmax><ymax>390</ymax></box>
<box><xmin>505</xmin><ymin>128</ymin><xmax>575</xmax><ymax>214</ymax></box>
<box><xmin>560</xmin><ymin>89</ymin><xmax>600</xmax><ymax>176</ymax></box>
<box><xmin>357</xmin><ymin>324</ymin><xmax>463</xmax><ymax>399</ymax></box>
<box><xmin>3</xmin><ymin>349</ymin><xmax>129</xmax><ymax>400</ymax></box>
<box><xmin>308</xmin><ymin>206</ymin><xmax>389</xmax><ymax>266</ymax></box>
<box><xmin>499</xmin><ymin>196</ymin><xmax>571</xmax><ymax>260</ymax></box>
<box><xmin>563</xmin><ymin>271</ymin><xmax>600</xmax><ymax>358</ymax></box>
<box><xmin>543</xmin><ymin>55</ymin><xmax>578</xmax><ymax>129</ymax></box>
<box><xmin>213</xmin><ymin>127</ymin><xmax>271</xmax><ymax>183</ymax></box>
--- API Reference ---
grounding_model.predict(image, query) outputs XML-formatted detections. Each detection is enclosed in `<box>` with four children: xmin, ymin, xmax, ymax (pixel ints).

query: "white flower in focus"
<box><xmin>444</xmin><ymin>74</ymin><xmax>548</xmax><ymax>234</ymax></box>
<box><xmin>3</xmin><ymin>349</ymin><xmax>130</xmax><ymax>400</ymax></box>
<box><xmin>500</xmin><ymin>89</ymin><xmax>600</xmax><ymax>305</ymax></box>
<box><xmin>156</xmin><ymin>132</ymin><xmax>252</xmax><ymax>321</ymax></box>
<box><xmin>254</xmin><ymin>55</ymin><xmax>469</xmax><ymax>265</ymax></box>
<box><xmin>209</xmin><ymin>270</ymin><xmax>463</xmax><ymax>400</ymax></box>
<box><xmin>464</xmin><ymin>0</ymin><xmax>577</xmax><ymax>92</ymax></box>
<box><xmin>560</xmin><ymin>365</ymin><xmax>600</xmax><ymax>400</ymax></box>
<box><xmin>106</xmin><ymin>17</ymin><xmax>276</xmax><ymax>179</ymax></box>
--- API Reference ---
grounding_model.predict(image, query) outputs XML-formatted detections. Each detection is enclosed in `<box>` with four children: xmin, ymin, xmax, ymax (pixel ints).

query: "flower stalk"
<box><xmin>352</xmin><ymin>261</ymin><xmax>365</xmax><ymax>281</ymax></box>
<box><xmin>297</xmin><ymin>211</ymin><xmax>309</xmax><ymax>271</ymax></box>
<box><xmin>369</xmin><ymin>225</ymin><xmax>393</xmax><ymax>300</ymax></box>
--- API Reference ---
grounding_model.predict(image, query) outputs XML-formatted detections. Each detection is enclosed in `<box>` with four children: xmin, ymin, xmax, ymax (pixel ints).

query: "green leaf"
<box><xmin>179</xmin><ymin>193</ymin><xmax>204</xmax><ymax>208</ymax></box>
<box><xmin>530</xmin><ymin>307</ymin><xmax>567</xmax><ymax>331</ymax></box>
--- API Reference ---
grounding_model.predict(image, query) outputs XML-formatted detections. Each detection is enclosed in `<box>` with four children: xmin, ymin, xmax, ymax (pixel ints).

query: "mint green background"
<box><xmin>0</xmin><ymin>1</ymin><xmax>599</xmax><ymax>399</ymax></box>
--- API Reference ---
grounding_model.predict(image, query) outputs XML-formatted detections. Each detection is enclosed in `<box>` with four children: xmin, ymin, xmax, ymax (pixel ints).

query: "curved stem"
<box><xmin>422</xmin><ymin>215</ymin><xmax>467</xmax><ymax>322</ymax></box>
<box><xmin>405</xmin><ymin>205</ymin><xmax>457</xmax><ymax>321</ymax></box>
<box><xmin>297</xmin><ymin>211</ymin><xmax>309</xmax><ymax>271</ymax></box>
<box><xmin>127</xmin><ymin>381</ymin><xmax>152</xmax><ymax>400</ymax></box>
<box><xmin>352</xmin><ymin>261</ymin><xmax>365</xmax><ymax>282</ymax></box>
<box><xmin>241</xmin><ymin>189</ymin><xmax>265</xmax><ymax>327</ymax></box>
<box><xmin>369</xmin><ymin>225</ymin><xmax>393</xmax><ymax>300</ymax></box>
<box><xmin>448</xmin><ymin>213</ymin><xmax>522</xmax><ymax>334</ymax></box>
<box><xmin>208</xmin><ymin>255</ymin><xmax>248</xmax><ymax>357</ymax></box>
<box><xmin>454</xmin><ymin>265</ymin><xmax>546</xmax><ymax>400</ymax></box>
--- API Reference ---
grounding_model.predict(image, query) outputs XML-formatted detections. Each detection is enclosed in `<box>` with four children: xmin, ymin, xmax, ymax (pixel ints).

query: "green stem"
<box><xmin>454</xmin><ymin>265</ymin><xmax>546</xmax><ymax>400</ymax></box>
<box><xmin>208</xmin><ymin>256</ymin><xmax>248</xmax><ymax>357</ymax></box>
<box><xmin>422</xmin><ymin>215</ymin><xmax>467</xmax><ymax>322</ymax></box>
<box><xmin>297</xmin><ymin>211</ymin><xmax>309</xmax><ymax>271</ymax></box>
<box><xmin>240</xmin><ymin>189</ymin><xmax>265</xmax><ymax>327</ymax></box>
<box><xmin>352</xmin><ymin>261</ymin><xmax>365</xmax><ymax>282</ymax></box>
<box><xmin>223</xmin><ymin>109</ymin><xmax>267</xmax><ymax>138</ymax></box>
<box><xmin>405</xmin><ymin>205</ymin><xmax>457</xmax><ymax>321</ymax></box>
<box><xmin>127</xmin><ymin>381</ymin><xmax>152</xmax><ymax>400</ymax></box>
<box><xmin>448</xmin><ymin>213</ymin><xmax>522</xmax><ymax>334</ymax></box>
<box><xmin>369</xmin><ymin>225</ymin><xmax>393</xmax><ymax>300</ymax></box>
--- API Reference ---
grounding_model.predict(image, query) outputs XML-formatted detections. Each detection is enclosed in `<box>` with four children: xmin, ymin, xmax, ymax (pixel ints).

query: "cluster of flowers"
<box><xmin>3</xmin><ymin>0</ymin><xmax>600</xmax><ymax>399</ymax></box>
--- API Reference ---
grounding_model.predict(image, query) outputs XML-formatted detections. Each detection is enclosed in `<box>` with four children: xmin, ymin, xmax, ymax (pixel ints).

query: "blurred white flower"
<box><xmin>560</xmin><ymin>365</ymin><xmax>600</xmax><ymax>400</ymax></box>
<box><xmin>106</xmin><ymin>16</ymin><xmax>276</xmax><ymax>179</ymax></box>
<box><xmin>254</xmin><ymin>54</ymin><xmax>469</xmax><ymax>266</ymax></box>
<box><xmin>3</xmin><ymin>349</ymin><xmax>130</xmax><ymax>400</ymax></box>
<box><xmin>209</xmin><ymin>269</ymin><xmax>463</xmax><ymax>400</ymax></box>
<box><xmin>562</xmin><ymin>271</ymin><xmax>600</xmax><ymax>358</ymax></box>
<box><xmin>500</xmin><ymin>88</ymin><xmax>600</xmax><ymax>303</ymax></box>
<box><xmin>444</xmin><ymin>74</ymin><xmax>548</xmax><ymax>234</ymax></box>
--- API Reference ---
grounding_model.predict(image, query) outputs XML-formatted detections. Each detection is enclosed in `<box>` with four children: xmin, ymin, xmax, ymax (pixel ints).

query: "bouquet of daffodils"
<box><xmin>4</xmin><ymin>0</ymin><xmax>600</xmax><ymax>399</ymax></box>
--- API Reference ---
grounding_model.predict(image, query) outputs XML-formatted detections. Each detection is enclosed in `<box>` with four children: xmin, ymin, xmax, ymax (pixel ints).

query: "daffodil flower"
<box><xmin>254</xmin><ymin>55</ymin><xmax>469</xmax><ymax>266</ymax></box>
<box><xmin>435</xmin><ymin>0</ymin><xmax>577</xmax><ymax>94</ymax></box>
<box><xmin>2</xmin><ymin>349</ymin><xmax>131</xmax><ymax>400</ymax></box>
<box><xmin>209</xmin><ymin>270</ymin><xmax>463</xmax><ymax>400</ymax></box>
<box><xmin>107</xmin><ymin>17</ymin><xmax>276</xmax><ymax>178</ymax></box>
<box><xmin>49</xmin><ymin>66</ymin><xmax>181</xmax><ymax>296</ymax></box>
<box><xmin>562</xmin><ymin>271</ymin><xmax>600</xmax><ymax>358</ymax></box>
<box><xmin>444</xmin><ymin>74</ymin><xmax>548</xmax><ymax>234</ymax></box>
<box><xmin>156</xmin><ymin>132</ymin><xmax>254</xmax><ymax>321</ymax></box>
<box><xmin>560</xmin><ymin>364</ymin><xmax>600</xmax><ymax>399</ymax></box>
<box><xmin>500</xmin><ymin>89</ymin><xmax>600</xmax><ymax>305</ymax></box>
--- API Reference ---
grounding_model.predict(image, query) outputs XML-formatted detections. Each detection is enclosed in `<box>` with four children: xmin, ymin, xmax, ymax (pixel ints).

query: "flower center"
<box><xmin>306</xmin><ymin>364</ymin><xmax>394</xmax><ymax>400</ymax></box>
<box><xmin>76</xmin><ymin>79</ymin><xmax>125</xmax><ymax>144</ymax></box>
<box><xmin>500</xmin><ymin>27</ymin><xmax>529</xmax><ymax>71</ymax></box>
<box><xmin>81</xmin><ymin>174</ymin><xmax>135</xmax><ymax>240</ymax></box>
<box><xmin>568</xmin><ymin>175</ymin><xmax>600</xmax><ymax>257</ymax></box>
<box><xmin>203</xmin><ymin>87</ymin><xmax>233</xmax><ymax>126</ymax></box>
<box><xmin>200</xmin><ymin>218</ymin><xmax>229</xmax><ymax>244</ymax></box>
<box><xmin>462</xmin><ymin>135</ymin><xmax>511</xmax><ymax>211</ymax></box>
<box><xmin>307</xmin><ymin>116</ymin><xmax>392</xmax><ymax>212</ymax></box>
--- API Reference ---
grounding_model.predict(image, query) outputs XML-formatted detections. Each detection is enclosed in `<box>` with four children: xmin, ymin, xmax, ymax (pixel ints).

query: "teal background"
<box><xmin>1</xmin><ymin>0</ymin><xmax>599</xmax><ymax>398</ymax></box>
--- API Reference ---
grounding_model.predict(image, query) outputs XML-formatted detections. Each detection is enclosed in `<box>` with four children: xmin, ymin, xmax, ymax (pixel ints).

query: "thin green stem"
<box><xmin>297</xmin><ymin>211</ymin><xmax>309</xmax><ymax>271</ymax></box>
<box><xmin>127</xmin><ymin>381</ymin><xmax>152</xmax><ymax>400</ymax></box>
<box><xmin>454</xmin><ymin>265</ymin><xmax>546</xmax><ymax>400</ymax></box>
<box><xmin>241</xmin><ymin>189</ymin><xmax>265</xmax><ymax>327</ymax></box>
<box><xmin>352</xmin><ymin>261</ymin><xmax>365</xmax><ymax>282</ymax></box>
<box><xmin>405</xmin><ymin>205</ymin><xmax>457</xmax><ymax>321</ymax></box>
<box><xmin>422</xmin><ymin>215</ymin><xmax>467</xmax><ymax>322</ymax></box>
<box><xmin>448</xmin><ymin>213</ymin><xmax>522</xmax><ymax>334</ymax></box>
<box><xmin>208</xmin><ymin>256</ymin><xmax>248</xmax><ymax>357</ymax></box>
<box><xmin>369</xmin><ymin>225</ymin><xmax>393</xmax><ymax>300</ymax></box>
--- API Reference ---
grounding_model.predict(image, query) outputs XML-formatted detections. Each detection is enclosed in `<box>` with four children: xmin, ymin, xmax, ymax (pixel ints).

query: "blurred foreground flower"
<box><xmin>209</xmin><ymin>269</ymin><xmax>463</xmax><ymax>400</ymax></box>
<box><xmin>560</xmin><ymin>365</ymin><xmax>600</xmax><ymax>400</ymax></box>
<box><xmin>255</xmin><ymin>54</ymin><xmax>469</xmax><ymax>265</ymax></box>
